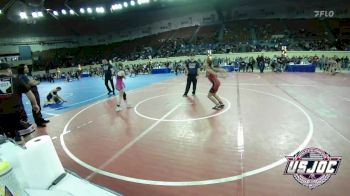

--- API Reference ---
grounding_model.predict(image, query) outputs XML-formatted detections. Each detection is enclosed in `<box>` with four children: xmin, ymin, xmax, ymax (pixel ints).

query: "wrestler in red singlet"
<box><xmin>207</xmin><ymin>71</ymin><xmax>221</xmax><ymax>94</ymax></box>
<box><xmin>205</xmin><ymin>57</ymin><xmax>225</xmax><ymax>110</ymax></box>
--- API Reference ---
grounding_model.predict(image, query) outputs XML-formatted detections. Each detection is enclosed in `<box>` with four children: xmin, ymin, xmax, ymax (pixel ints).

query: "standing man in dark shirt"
<box><xmin>257</xmin><ymin>54</ymin><xmax>266</xmax><ymax>73</ymax></box>
<box><xmin>183</xmin><ymin>53</ymin><xmax>200</xmax><ymax>97</ymax></box>
<box><xmin>18</xmin><ymin>64</ymin><xmax>49</xmax><ymax>127</ymax></box>
<box><xmin>0</xmin><ymin>63</ymin><xmax>40</xmax><ymax>141</ymax></box>
<box><xmin>247</xmin><ymin>57</ymin><xmax>255</xmax><ymax>72</ymax></box>
<box><xmin>102</xmin><ymin>59</ymin><xmax>115</xmax><ymax>95</ymax></box>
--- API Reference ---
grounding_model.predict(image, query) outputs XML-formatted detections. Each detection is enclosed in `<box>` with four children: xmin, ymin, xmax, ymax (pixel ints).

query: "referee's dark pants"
<box><xmin>32</xmin><ymin>89</ymin><xmax>43</xmax><ymax>124</ymax></box>
<box><xmin>184</xmin><ymin>74</ymin><xmax>197</xmax><ymax>95</ymax></box>
<box><xmin>105</xmin><ymin>76</ymin><xmax>114</xmax><ymax>93</ymax></box>
<box><xmin>259</xmin><ymin>62</ymin><xmax>265</xmax><ymax>73</ymax></box>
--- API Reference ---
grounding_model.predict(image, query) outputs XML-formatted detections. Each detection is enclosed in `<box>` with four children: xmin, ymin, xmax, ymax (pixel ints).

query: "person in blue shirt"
<box><xmin>183</xmin><ymin>53</ymin><xmax>200</xmax><ymax>97</ymax></box>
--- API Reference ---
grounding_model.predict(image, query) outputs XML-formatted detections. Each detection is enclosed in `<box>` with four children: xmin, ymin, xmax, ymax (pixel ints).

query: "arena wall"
<box><xmin>30</xmin><ymin>50</ymin><xmax>349</xmax><ymax>75</ymax></box>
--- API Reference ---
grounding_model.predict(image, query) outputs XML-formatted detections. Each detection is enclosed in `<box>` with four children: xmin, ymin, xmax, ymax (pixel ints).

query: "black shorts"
<box><xmin>0</xmin><ymin>113</ymin><xmax>21</xmax><ymax>138</ymax></box>
<box><xmin>47</xmin><ymin>94</ymin><xmax>52</xmax><ymax>101</ymax></box>
<box><xmin>47</xmin><ymin>94</ymin><xmax>59</xmax><ymax>103</ymax></box>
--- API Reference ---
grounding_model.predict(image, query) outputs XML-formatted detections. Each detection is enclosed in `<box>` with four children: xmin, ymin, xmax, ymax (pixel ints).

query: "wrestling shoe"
<box><xmin>40</xmin><ymin>119</ymin><xmax>50</xmax><ymax>123</ymax></box>
<box><xmin>115</xmin><ymin>106</ymin><xmax>122</xmax><ymax>112</ymax></box>
<box><xmin>18</xmin><ymin>121</ymin><xmax>36</xmax><ymax>136</ymax></box>
<box><xmin>212</xmin><ymin>105</ymin><xmax>221</xmax><ymax>110</ymax></box>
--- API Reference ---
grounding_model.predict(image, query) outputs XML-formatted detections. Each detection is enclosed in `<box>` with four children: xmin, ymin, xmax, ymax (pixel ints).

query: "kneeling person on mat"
<box><xmin>44</xmin><ymin>87</ymin><xmax>66</xmax><ymax>106</ymax></box>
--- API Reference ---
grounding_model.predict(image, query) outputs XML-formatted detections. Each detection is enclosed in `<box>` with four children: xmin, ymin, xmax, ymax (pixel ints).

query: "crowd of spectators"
<box><xmin>31</xmin><ymin>53</ymin><xmax>349</xmax><ymax>84</ymax></box>
<box><xmin>27</xmin><ymin>19</ymin><xmax>350</xmax><ymax>71</ymax></box>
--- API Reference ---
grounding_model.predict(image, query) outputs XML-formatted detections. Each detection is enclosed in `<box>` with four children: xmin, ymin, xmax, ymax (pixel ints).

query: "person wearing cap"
<box><xmin>18</xmin><ymin>64</ymin><xmax>49</xmax><ymax>127</ymax></box>
<box><xmin>183</xmin><ymin>53</ymin><xmax>200</xmax><ymax>97</ymax></box>
<box><xmin>0</xmin><ymin>63</ymin><xmax>40</xmax><ymax>141</ymax></box>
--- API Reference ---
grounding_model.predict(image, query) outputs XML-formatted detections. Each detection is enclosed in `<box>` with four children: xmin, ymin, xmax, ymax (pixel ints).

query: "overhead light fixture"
<box><xmin>87</xmin><ymin>7</ymin><xmax>92</xmax><ymax>14</ymax></box>
<box><xmin>80</xmin><ymin>8</ymin><xmax>85</xmax><ymax>14</ymax></box>
<box><xmin>123</xmin><ymin>2</ymin><xmax>128</xmax><ymax>8</ymax></box>
<box><xmin>61</xmin><ymin>9</ymin><xmax>67</xmax><ymax>15</ymax></box>
<box><xmin>137</xmin><ymin>0</ymin><xmax>149</xmax><ymax>5</ymax></box>
<box><xmin>130</xmin><ymin>1</ymin><xmax>136</xmax><ymax>6</ymax></box>
<box><xmin>112</xmin><ymin>4</ymin><xmax>123</xmax><ymax>11</ymax></box>
<box><xmin>37</xmin><ymin>11</ymin><xmax>43</xmax><ymax>17</ymax></box>
<box><xmin>19</xmin><ymin>12</ymin><xmax>28</xmax><ymax>19</ymax></box>
<box><xmin>96</xmin><ymin>7</ymin><xmax>105</xmax><ymax>13</ymax></box>
<box><xmin>69</xmin><ymin>9</ymin><xmax>74</xmax><ymax>15</ymax></box>
<box><xmin>32</xmin><ymin>12</ymin><xmax>38</xmax><ymax>18</ymax></box>
<box><xmin>53</xmin><ymin>10</ymin><xmax>59</xmax><ymax>16</ymax></box>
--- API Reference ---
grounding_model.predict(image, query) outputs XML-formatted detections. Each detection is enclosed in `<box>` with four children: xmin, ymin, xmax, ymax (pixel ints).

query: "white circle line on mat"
<box><xmin>60</xmin><ymin>88</ymin><xmax>314</xmax><ymax>186</ymax></box>
<box><xmin>133</xmin><ymin>93</ymin><xmax>231</xmax><ymax>122</ymax></box>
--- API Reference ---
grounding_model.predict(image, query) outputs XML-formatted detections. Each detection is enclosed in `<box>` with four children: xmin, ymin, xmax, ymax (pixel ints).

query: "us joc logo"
<box><xmin>284</xmin><ymin>147</ymin><xmax>341</xmax><ymax>189</ymax></box>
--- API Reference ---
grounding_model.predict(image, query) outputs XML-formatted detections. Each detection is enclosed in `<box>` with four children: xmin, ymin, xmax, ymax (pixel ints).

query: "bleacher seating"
<box><xmin>223</xmin><ymin>21</ymin><xmax>251</xmax><ymax>42</ymax></box>
<box><xmin>196</xmin><ymin>24</ymin><xmax>220</xmax><ymax>44</ymax></box>
<box><xmin>31</xmin><ymin>19</ymin><xmax>349</xmax><ymax>71</ymax></box>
